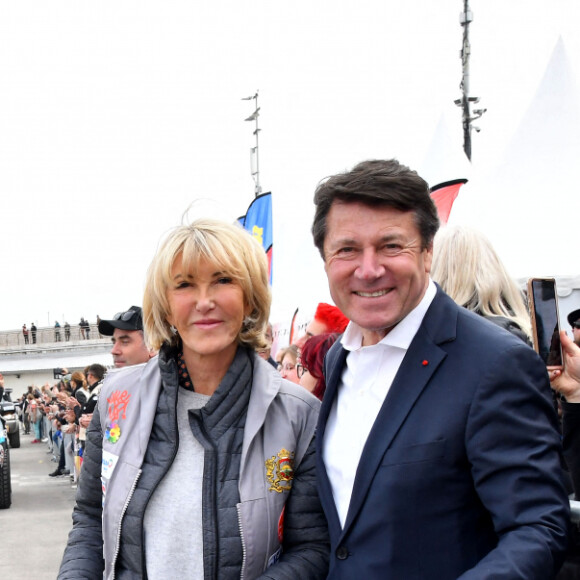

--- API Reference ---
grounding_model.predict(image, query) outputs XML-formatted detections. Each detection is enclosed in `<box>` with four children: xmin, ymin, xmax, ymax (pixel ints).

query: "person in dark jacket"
<box><xmin>59</xmin><ymin>218</ymin><xmax>329</xmax><ymax>580</ymax></box>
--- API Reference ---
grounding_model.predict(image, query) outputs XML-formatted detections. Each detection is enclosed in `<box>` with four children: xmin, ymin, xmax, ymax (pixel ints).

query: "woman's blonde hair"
<box><xmin>143</xmin><ymin>218</ymin><xmax>271</xmax><ymax>351</ymax></box>
<box><xmin>431</xmin><ymin>225</ymin><xmax>531</xmax><ymax>338</ymax></box>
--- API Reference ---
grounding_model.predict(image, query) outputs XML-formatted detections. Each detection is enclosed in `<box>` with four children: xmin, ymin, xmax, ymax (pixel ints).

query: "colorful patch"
<box><xmin>105</xmin><ymin>423</ymin><xmax>121</xmax><ymax>444</ymax></box>
<box><xmin>265</xmin><ymin>448</ymin><xmax>295</xmax><ymax>493</ymax></box>
<box><xmin>107</xmin><ymin>389</ymin><xmax>131</xmax><ymax>423</ymax></box>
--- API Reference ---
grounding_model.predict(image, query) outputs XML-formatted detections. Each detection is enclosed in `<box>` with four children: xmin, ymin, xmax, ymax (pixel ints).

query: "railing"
<box><xmin>0</xmin><ymin>324</ymin><xmax>105</xmax><ymax>349</ymax></box>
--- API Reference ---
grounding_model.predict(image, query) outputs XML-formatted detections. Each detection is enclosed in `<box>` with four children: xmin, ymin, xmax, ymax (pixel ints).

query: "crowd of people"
<box><xmin>4</xmin><ymin>158</ymin><xmax>580</xmax><ymax>579</ymax></box>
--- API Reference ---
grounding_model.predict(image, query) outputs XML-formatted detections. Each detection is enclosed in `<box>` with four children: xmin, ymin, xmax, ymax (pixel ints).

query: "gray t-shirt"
<box><xmin>144</xmin><ymin>387</ymin><xmax>210</xmax><ymax>578</ymax></box>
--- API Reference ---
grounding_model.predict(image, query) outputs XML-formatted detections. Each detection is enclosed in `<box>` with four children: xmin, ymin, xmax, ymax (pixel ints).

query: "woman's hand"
<box><xmin>67</xmin><ymin>396</ymin><xmax>81</xmax><ymax>409</ymax></box>
<box><xmin>79</xmin><ymin>413</ymin><xmax>93</xmax><ymax>428</ymax></box>
<box><xmin>550</xmin><ymin>331</ymin><xmax>580</xmax><ymax>402</ymax></box>
<box><xmin>65</xmin><ymin>423</ymin><xmax>77</xmax><ymax>434</ymax></box>
<box><xmin>64</xmin><ymin>409</ymin><xmax>76</xmax><ymax>423</ymax></box>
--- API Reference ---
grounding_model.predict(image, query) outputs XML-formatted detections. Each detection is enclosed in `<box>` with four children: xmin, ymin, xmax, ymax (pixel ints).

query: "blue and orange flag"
<box><xmin>430</xmin><ymin>179</ymin><xmax>467</xmax><ymax>225</ymax></box>
<box><xmin>238</xmin><ymin>192</ymin><xmax>273</xmax><ymax>283</ymax></box>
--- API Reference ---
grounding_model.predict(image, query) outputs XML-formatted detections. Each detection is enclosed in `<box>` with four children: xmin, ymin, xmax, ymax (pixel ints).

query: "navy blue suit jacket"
<box><xmin>317</xmin><ymin>288</ymin><xmax>570</xmax><ymax>579</ymax></box>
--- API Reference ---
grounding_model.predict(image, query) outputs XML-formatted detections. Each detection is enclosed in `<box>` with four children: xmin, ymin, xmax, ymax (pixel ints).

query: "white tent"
<box><xmin>446</xmin><ymin>37</ymin><xmax>580</xmax><ymax>326</ymax></box>
<box><xmin>450</xmin><ymin>37</ymin><xmax>580</xmax><ymax>280</ymax></box>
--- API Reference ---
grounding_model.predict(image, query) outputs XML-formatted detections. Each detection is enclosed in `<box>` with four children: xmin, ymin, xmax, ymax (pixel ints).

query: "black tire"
<box><xmin>0</xmin><ymin>442</ymin><xmax>11</xmax><ymax>509</ymax></box>
<box><xmin>8</xmin><ymin>429</ymin><xmax>20</xmax><ymax>449</ymax></box>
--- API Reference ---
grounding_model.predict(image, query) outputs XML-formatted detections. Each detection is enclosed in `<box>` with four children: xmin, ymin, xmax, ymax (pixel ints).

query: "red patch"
<box><xmin>278</xmin><ymin>506</ymin><xmax>285</xmax><ymax>544</ymax></box>
<box><xmin>107</xmin><ymin>390</ymin><xmax>131</xmax><ymax>423</ymax></box>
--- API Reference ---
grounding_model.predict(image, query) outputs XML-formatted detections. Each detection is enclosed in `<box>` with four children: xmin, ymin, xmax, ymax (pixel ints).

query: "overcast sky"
<box><xmin>1</xmin><ymin>1</ymin><xmax>578</xmax><ymax>332</ymax></box>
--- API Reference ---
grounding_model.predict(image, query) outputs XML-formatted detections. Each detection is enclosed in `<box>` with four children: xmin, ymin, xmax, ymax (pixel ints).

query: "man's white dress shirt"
<box><xmin>322</xmin><ymin>280</ymin><xmax>436</xmax><ymax>527</ymax></box>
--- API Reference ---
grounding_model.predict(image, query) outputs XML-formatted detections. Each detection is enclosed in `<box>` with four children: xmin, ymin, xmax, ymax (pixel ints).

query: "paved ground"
<box><xmin>0</xmin><ymin>430</ymin><xmax>77</xmax><ymax>579</ymax></box>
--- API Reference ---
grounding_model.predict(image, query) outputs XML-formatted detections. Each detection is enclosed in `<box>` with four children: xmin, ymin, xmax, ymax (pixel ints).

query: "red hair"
<box><xmin>314</xmin><ymin>303</ymin><xmax>349</xmax><ymax>333</ymax></box>
<box><xmin>301</xmin><ymin>332</ymin><xmax>340</xmax><ymax>400</ymax></box>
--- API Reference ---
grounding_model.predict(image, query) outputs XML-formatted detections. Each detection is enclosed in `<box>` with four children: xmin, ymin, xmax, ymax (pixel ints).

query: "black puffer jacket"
<box><xmin>59</xmin><ymin>346</ymin><xmax>329</xmax><ymax>579</ymax></box>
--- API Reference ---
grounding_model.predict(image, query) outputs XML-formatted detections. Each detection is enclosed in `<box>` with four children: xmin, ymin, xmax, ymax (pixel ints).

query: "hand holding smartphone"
<box><xmin>527</xmin><ymin>277</ymin><xmax>564</xmax><ymax>371</ymax></box>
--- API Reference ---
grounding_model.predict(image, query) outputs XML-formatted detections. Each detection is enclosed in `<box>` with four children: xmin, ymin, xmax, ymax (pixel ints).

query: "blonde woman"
<box><xmin>431</xmin><ymin>225</ymin><xmax>531</xmax><ymax>343</ymax></box>
<box><xmin>59</xmin><ymin>219</ymin><xmax>328</xmax><ymax>580</ymax></box>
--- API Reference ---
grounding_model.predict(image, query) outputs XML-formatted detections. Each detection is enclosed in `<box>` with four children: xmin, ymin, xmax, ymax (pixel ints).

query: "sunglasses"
<box><xmin>114</xmin><ymin>310</ymin><xmax>138</xmax><ymax>322</ymax></box>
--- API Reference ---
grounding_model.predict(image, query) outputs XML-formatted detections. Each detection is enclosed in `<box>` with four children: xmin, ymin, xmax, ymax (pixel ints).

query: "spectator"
<box><xmin>70</xmin><ymin>371</ymin><xmax>89</xmax><ymax>406</ymax></box>
<box><xmin>19</xmin><ymin>393</ymin><xmax>30</xmax><ymax>434</ymax></box>
<box><xmin>48</xmin><ymin>390</ymin><xmax>74</xmax><ymax>478</ymax></box>
<box><xmin>31</xmin><ymin>322</ymin><xmax>37</xmax><ymax>344</ymax></box>
<box><xmin>27</xmin><ymin>394</ymin><xmax>41</xmax><ymax>442</ymax></box>
<box><xmin>22</xmin><ymin>324</ymin><xmax>29</xmax><ymax>344</ymax></box>
<box><xmin>98</xmin><ymin>306</ymin><xmax>155</xmax><ymax>368</ymax></box>
<box><xmin>78</xmin><ymin>364</ymin><xmax>106</xmax><ymax>430</ymax></box>
<box><xmin>568</xmin><ymin>309</ymin><xmax>580</xmax><ymax>347</ymax></box>
<box><xmin>257</xmin><ymin>322</ymin><xmax>277</xmax><ymax>367</ymax></box>
<box><xmin>431</xmin><ymin>225</ymin><xmax>531</xmax><ymax>343</ymax></box>
<box><xmin>277</xmin><ymin>344</ymin><xmax>300</xmax><ymax>384</ymax></box>
<box><xmin>54</xmin><ymin>321</ymin><xmax>61</xmax><ymax>342</ymax></box>
<box><xmin>297</xmin><ymin>332</ymin><xmax>339</xmax><ymax>400</ymax></box>
<box><xmin>293</xmin><ymin>302</ymin><xmax>349</xmax><ymax>350</ymax></box>
<box><xmin>64</xmin><ymin>321</ymin><xmax>71</xmax><ymax>341</ymax></box>
<box><xmin>79</xmin><ymin>317</ymin><xmax>90</xmax><ymax>339</ymax></box>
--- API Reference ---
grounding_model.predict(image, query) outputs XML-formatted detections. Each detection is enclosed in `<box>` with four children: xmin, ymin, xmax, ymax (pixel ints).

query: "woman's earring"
<box><xmin>170</xmin><ymin>325</ymin><xmax>178</xmax><ymax>335</ymax></box>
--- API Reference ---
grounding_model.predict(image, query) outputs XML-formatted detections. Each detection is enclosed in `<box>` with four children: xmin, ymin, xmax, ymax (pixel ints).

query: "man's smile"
<box><xmin>353</xmin><ymin>289</ymin><xmax>392</xmax><ymax>298</ymax></box>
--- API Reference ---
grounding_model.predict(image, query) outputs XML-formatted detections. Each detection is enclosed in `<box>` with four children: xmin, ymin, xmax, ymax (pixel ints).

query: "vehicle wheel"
<box><xmin>8</xmin><ymin>429</ymin><xmax>20</xmax><ymax>449</ymax></box>
<box><xmin>0</xmin><ymin>443</ymin><xmax>11</xmax><ymax>509</ymax></box>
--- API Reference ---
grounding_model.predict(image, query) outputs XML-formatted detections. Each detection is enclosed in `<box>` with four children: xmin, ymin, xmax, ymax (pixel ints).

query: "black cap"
<box><xmin>567</xmin><ymin>309</ymin><xmax>580</xmax><ymax>327</ymax></box>
<box><xmin>98</xmin><ymin>306</ymin><xmax>143</xmax><ymax>336</ymax></box>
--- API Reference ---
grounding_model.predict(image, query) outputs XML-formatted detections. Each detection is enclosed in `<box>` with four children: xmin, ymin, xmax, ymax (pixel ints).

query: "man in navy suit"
<box><xmin>311</xmin><ymin>159</ymin><xmax>570</xmax><ymax>579</ymax></box>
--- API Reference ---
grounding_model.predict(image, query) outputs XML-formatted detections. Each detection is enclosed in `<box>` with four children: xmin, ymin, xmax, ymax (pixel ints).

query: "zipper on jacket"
<box><xmin>236</xmin><ymin>503</ymin><xmax>247</xmax><ymax>580</ymax></box>
<box><xmin>111</xmin><ymin>469</ymin><xmax>142</xmax><ymax>580</ymax></box>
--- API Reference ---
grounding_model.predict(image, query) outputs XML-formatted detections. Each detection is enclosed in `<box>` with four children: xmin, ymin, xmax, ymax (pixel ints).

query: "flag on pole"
<box><xmin>238</xmin><ymin>192</ymin><xmax>273</xmax><ymax>283</ymax></box>
<box><xmin>430</xmin><ymin>179</ymin><xmax>467</xmax><ymax>225</ymax></box>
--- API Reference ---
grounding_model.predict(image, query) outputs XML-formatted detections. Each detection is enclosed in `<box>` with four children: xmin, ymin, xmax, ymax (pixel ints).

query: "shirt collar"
<box><xmin>341</xmin><ymin>279</ymin><xmax>437</xmax><ymax>352</ymax></box>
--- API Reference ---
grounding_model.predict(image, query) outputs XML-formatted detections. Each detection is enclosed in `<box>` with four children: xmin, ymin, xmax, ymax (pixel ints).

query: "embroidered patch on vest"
<box><xmin>105</xmin><ymin>389</ymin><xmax>130</xmax><ymax>443</ymax></box>
<box><xmin>265</xmin><ymin>448</ymin><xmax>295</xmax><ymax>493</ymax></box>
<box><xmin>105</xmin><ymin>423</ymin><xmax>121</xmax><ymax>444</ymax></box>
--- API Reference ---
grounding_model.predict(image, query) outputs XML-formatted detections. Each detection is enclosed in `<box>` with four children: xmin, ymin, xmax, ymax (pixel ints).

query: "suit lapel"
<box><xmin>340</xmin><ymin>289</ymin><xmax>458</xmax><ymax>537</ymax></box>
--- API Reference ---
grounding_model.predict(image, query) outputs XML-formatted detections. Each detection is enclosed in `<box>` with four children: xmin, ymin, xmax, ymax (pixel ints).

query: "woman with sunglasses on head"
<box><xmin>59</xmin><ymin>219</ymin><xmax>329</xmax><ymax>580</ymax></box>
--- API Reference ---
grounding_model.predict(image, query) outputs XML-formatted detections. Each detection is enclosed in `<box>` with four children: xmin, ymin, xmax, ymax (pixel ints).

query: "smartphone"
<box><xmin>527</xmin><ymin>277</ymin><xmax>563</xmax><ymax>370</ymax></box>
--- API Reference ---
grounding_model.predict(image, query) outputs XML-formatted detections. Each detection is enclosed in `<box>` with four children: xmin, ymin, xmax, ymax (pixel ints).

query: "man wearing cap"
<box><xmin>98</xmin><ymin>306</ymin><xmax>155</xmax><ymax>368</ymax></box>
<box><xmin>568</xmin><ymin>309</ymin><xmax>580</xmax><ymax>347</ymax></box>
